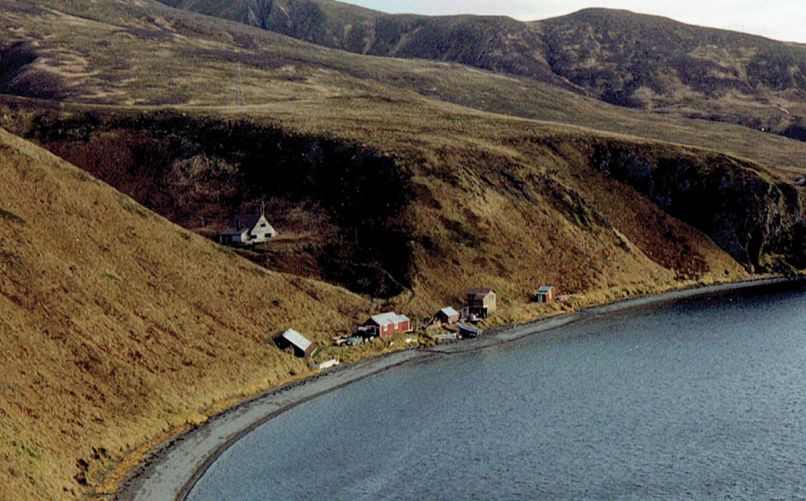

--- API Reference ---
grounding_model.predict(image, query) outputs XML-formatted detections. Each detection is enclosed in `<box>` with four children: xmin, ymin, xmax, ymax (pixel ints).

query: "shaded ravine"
<box><xmin>22</xmin><ymin>110</ymin><xmax>415</xmax><ymax>298</ymax></box>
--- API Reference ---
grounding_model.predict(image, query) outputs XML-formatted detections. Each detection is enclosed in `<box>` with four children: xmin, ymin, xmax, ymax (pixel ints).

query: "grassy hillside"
<box><xmin>3</xmin><ymin>0</ymin><xmax>805</xmax><ymax>183</ymax></box>
<box><xmin>0</xmin><ymin>128</ymin><xmax>371</xmax><ymax>499</ymax></box>
<box><xmin>0</xmin><ymin>1</ymin><xmax>804</xmax><ymax>499</ymax></box>
<box><xmin>0</xmin><ymin>0</ymin><xmax>802</xmax><ymax>297</ymax></box>
<box><xmin>161</xmin><ymin>0</ymin><xmax>806</xmax><ymax>141</ymax></box>
<box><xmin>11</xmin><ymin>98</ymin><xmax>803</xmax><ymax>299</ymax></box>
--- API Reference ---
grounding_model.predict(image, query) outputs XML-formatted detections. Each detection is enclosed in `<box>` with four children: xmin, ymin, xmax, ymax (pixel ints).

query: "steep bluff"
<box><xmin>8</xmin><ymin>106</ymin><xmax>800</xmax><ymax>304</ymax></box>
<box><xmin>587</xmin><ymin>140</ymin><xmax>805</xmax><ymax>272</ymax></box>
<box><xmin>0</xmin><ymin>128</ymin><xmax>370</xmax><ymax>500</ymax></box>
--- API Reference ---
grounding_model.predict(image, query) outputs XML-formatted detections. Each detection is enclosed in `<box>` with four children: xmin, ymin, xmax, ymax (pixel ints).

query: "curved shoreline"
<box><xmin>117</xmin><ymin>276</ymin><xmax>801</xmax><ymax>501</ymax></box>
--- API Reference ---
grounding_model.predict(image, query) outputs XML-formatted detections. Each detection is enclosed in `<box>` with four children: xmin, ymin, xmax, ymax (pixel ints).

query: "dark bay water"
<box><xmin>189</xmin><ymin>283</ymin><xmax>806</xmax><ymax>500</ymax></box>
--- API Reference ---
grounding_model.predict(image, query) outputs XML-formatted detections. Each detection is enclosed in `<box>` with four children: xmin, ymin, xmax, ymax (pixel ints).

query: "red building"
<box><xmin>358</xmin><ymin>312</ymin><xmax>412</xmax><ymax>338</ymax></box>
<box><xmin>536</xmin><ymin>285</ymin><xmax>556</xmax><ymax>303</ymax></box>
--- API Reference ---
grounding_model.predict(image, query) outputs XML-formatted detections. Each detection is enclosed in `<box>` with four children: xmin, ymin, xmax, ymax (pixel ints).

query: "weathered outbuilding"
<box><xmin>436</xmin><ymin>306</ymin><xmax>460</xmax><ymax>324</ymax></box>
<box><xmin>358</xmin><ymin>312</ymin><xmax>412</xmax><ymax>338</ymax></box>
<box><xmin>536</xmin><ymin>285</ymin><xmax>556</xmax><ymax>304</ymax></box>
<box><xmin>466</xmin><ymin>288</ymin><xmax>496</xmax><ymax>318</ymax></box>
<box><xmin>279</xmin><ymin>328</ymin><xmax>317</xmax><ymax>358</ymax></box>
<box><xmin>219</xmin><ymin>213</ymin><xmax>277</xmax><ymax>246</ymax></box>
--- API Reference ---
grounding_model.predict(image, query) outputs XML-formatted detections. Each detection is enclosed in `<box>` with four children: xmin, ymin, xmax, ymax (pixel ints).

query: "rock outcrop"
<box><xmin>589</xmin><ymin>141</ymin><xmax>805</xmax><ymax>272</ymax></box>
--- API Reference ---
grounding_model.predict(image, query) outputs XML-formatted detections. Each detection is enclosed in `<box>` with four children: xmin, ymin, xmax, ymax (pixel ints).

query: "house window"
<box><xmin>260</xmin><ymin>223</ymin><xmax>267</xmax><ymax>227</ymax></box>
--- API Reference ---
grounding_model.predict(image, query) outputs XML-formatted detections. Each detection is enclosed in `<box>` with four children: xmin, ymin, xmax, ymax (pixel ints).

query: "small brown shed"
<box><xmin>279</xmin><ymin>329</ymin><xmax>317</xmax><ymax>358</ymax></box>
<box><xmin>466</xmin><ymin>288</ymin><xmax>496</xmax><ymax>318</ymax></box>
<box><xmin>436</xmin><ymin>306</ymin><xmax>460</xmax><ymax>324</ymax></box>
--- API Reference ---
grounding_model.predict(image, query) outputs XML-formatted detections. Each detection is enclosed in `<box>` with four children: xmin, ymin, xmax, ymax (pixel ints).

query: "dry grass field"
<box><xmin>162</xmin><ymin>0</ymin><xmax>806</xmax><ymax>142</ymax></box>
<box><xmin>0</xmin><ymin>128</ymin><xmax>373</xmax><ymax>499</ymax></box>
<box><xmin>0</xmin><ymin>1</ymin><xmax>804</xmax><ymax>499</ymax></box>
<box><xmin>1</xmin><ymin>0</ymin><xmax>805</xmax><ymax>181</ymax></box>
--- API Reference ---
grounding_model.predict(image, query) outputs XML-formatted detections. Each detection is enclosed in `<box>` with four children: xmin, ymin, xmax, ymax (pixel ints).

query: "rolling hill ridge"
<box><xmin>161</xmin><ymin>0</ymin><xmax>806</xmax><ymax>140</ymax></box>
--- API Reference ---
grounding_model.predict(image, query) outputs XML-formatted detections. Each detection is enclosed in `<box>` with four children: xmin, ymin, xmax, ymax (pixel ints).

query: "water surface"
<box><xmin>190</xmin><ymin>284</ymin><xmax>806</xmax><ymax>500</ymax></box>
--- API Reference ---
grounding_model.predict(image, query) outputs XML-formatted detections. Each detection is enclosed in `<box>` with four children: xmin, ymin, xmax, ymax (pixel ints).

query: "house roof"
<box><xmin>467</xmin><ymin>288</ymin><xmax>495</xmax><ymax>300</ymax></box>
<box><xmin>281</xmin><ymin>329</ymin><xmax>312</xmax><ymax>352</ymax></box>
<box><xmin>368</xmin><ymin>312</ymin><xmax>410</xmax><ymax>327</ymax></box>
<box><xmin>537</xmin><ymin>285</ymin><xmax>555</xmax><ymax>294</ymax></box>
<box><xmin>228</xmin><ymin>214</ymin><xmax>262</xmax><ymax>232</ymax></box>
<box><xmin>439</xmin><ymin>306</ymin><xmax>459</xmax><ymax>317</ymax></box>
<box><xmin>220</xmin><ymin>213</ymin><xmax>277</xmax><ymax>237</ymax></box>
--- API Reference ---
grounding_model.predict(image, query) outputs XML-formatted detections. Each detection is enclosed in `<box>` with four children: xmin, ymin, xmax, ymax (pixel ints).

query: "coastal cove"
<box><xmin>119</xmin><ymin>278</ymin><xmax>805</xmax><ymax>500</ymax></box>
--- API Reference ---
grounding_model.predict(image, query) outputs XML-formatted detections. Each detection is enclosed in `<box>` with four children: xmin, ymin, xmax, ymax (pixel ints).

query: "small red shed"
<box><xmin>536</xmin><ymin>285</ymin><xmax>556</xmax><ymax>303</ymax></box>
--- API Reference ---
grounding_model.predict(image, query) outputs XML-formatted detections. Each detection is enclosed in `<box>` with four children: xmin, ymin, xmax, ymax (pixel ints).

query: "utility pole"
<box><xmin>236</xmin><ymin>61</ymin><xmax>245</xmax><ymax>107</ymax></box>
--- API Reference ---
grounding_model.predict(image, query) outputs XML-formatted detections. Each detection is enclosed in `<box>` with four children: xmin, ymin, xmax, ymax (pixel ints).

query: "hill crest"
<box><xmin>158</xmin><ymin>0</ymin><xmax>806</xmax><ymax>140</ymax></box>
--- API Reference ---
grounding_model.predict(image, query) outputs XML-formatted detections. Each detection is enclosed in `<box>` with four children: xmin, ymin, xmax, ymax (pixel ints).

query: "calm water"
<box><xmin>189</xmin><ymin>284</ymin><xmax>806</xmax><ymax>500</ymax></box>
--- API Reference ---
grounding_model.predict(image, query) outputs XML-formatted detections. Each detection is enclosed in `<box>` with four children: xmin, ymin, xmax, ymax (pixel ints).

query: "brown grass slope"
<box><xmin>0</xmin><ymin>128</ymin><xmax>370</xmax><ymax>499</ymax></box>
<box><xmin>12</xmin><ymin>95</ymin><xmax>802</xmax><ymax>304</ymax></box>
<box><xmin>0</xmin><ymin>0</ymin><xmax>802</xmax><ymax>295</ymax></box>
<box><xmin>0</xmin><ymin>1</ymin><xmax>804</xmax><ymax>498</ymax></box>
<box><xmin>160</xmin><ymin>0</ymin><xmax>806</xmax><ymax>141</ymax></box>
<box><xmin>234</xmin><ymin>95</ymin><xmax>802</xmax><ymax>294</ymax></box>
<box><xmin>2</xmin><ymin>0</ymin><xmax>806</xmax><ymax>183</ymax></box>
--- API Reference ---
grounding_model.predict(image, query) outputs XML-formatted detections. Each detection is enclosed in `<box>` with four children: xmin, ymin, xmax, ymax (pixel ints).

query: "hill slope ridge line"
<box><xmin>0</xmin><ymin>127</ymin><xmax>370</xmax><ymax>500</ymax></box>
<box><xmin>160</xmin><ymin>0</ymin><xmax>806</xmax><ymax>141</ymax></box>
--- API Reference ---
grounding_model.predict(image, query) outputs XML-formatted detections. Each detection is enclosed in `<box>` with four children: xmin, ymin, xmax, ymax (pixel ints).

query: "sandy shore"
<box><xmin>117</xmin><ymin>276</ymin><xmax>799</xmax><ymax>500</ymax></box>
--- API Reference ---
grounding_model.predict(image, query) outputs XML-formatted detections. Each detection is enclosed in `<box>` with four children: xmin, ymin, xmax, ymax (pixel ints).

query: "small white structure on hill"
<box><xmin>219</xmin><ymin>213</ymin><xmax>277</xmax><ymax>246</ymax></box>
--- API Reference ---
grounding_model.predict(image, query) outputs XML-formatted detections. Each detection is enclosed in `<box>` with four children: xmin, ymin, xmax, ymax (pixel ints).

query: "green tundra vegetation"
<box><xmin>0</xmin><ymin>0</ymin><xmax>804</xmax><ymax>499</ymax></box>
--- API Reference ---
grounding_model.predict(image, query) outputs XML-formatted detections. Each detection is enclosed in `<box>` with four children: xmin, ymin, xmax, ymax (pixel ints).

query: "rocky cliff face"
<box><xmin>588</xmin><ymin>141</ymin><xmax>805</xmax><ymax>272</ymax></box>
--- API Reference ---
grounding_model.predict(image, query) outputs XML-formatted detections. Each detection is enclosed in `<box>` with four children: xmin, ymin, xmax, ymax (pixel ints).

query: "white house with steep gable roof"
<box><xmin>219</xmin><ymin>213</ymin><xmax>277</xmax><ymax>245</ymax></box>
